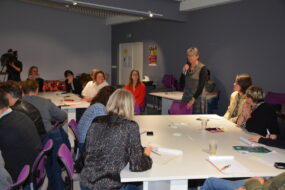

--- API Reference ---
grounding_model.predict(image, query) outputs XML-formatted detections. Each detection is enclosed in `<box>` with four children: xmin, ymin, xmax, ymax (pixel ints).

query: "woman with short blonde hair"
<box><xmin>80</xmin><ymin>88</ymin><xmax>152</xmax><ymax>190</ymax></box>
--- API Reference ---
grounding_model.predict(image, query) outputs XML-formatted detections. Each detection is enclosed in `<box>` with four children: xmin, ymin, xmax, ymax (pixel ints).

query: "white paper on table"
<box><xmin>168</xmin><ymin>122</ymin><xmax>188</xmax><ymax>129</ymax></box>
<box><xmin>240</xmin><ymin>137</ymin><xmax>259</xmax><ymax>147</ymax></box>
<box><xmin>251</xmin><ymin>151</ymin><xmax>285</xmax><ymax>166</ymax></box>
<box><xmin>208</xmin><ymin>156</ymin><xmax>250</xmax><ymax>175</ymax></box>
<box><xmin>146</xmin><ymin>144</ymin><xmax>183</xmax><ymax>165</ymax></box>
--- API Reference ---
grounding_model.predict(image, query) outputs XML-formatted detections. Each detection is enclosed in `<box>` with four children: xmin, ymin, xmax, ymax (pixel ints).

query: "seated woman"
<box><xmin>27</xmin><ymin>66</ymin><xmax>44</xmax><ymax>92</ymax></box>
<box><xmin>201</xmin><ymin>172</ymin><xmax>285</xmax><ymax>190</ymax></box>
<box><xmin>77</xmin><ymin>86</ymin><xmax>115</xmax><ymax>151</ymax></box>
<box><xmin>237</xmin><ymin>86</ymin><xmax>279</xmax><ymax>137</ymax></box>
<box><xmin>81</xmin><ymin>70</ymin><xmax>109</xmax><ymax>102</ymax></box>
<box><xmin>80</xmin><ymin>89</ymin><xmax>153</xmax><ymax>190</ymax></box>
<box><xmin>124</xmin><ymin>69</ymin><xmax>146</xmax><ymax>109</ymax></box>
<box><xmin>64</xmin><ymin>70</ymin><xmax>83</xmax><ymax>95</ymax></box>
<box><xmin>224</xmin><ymin>74</ymin><xmax>252</xmax><ymax>123</ymax></box>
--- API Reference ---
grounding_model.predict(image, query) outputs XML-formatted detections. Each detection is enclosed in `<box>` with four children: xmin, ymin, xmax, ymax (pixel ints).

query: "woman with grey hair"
<box><xmin>238</xmin><ymin>86</ymin><xmax>279</xmax><ymax>137</ymax></box>
<box><xmin>182</xmin><ymin>47</ymin><xmax>208</xmax><ymax>114</ymax></box>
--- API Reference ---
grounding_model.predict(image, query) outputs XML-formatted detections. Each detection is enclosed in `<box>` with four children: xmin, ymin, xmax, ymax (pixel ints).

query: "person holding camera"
<box><xmin>1</xmin><ymin>50</ymin><xmax>22</xmax><ymax>81</ymax></box>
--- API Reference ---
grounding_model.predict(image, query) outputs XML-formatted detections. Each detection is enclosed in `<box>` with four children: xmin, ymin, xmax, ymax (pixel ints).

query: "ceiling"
<box><xmin>19</xmin><ymin>0</ymin><xmax>241</xmax><ymax>25</ymax></box>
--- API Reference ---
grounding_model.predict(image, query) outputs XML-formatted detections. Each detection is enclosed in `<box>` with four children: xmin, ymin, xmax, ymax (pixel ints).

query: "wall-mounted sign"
<box><xmin>148</xmin><ymin>45</ymin><xmax>157</xmax><ymax>66</ymax></box>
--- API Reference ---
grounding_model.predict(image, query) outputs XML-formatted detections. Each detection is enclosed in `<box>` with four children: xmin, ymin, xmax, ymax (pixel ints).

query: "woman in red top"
<box><xmin>124</xmin><ymin>70</ymin><xmax>146</xmax><ymax>108</ymax></box>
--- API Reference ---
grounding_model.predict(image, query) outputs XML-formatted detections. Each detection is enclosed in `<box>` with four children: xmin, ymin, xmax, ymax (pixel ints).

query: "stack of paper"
<box><xmin>208</xmin><ymin>156</ymin><xmax>250</xmax><ymax>175</ymax></box>
<box><xmin>151</xmin><ymin>147</ymin><xmax>183</xmax><ymax>165</ymax></box>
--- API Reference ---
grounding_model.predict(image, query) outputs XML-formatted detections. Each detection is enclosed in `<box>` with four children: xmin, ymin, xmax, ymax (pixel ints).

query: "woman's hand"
<box><xmin>243</xmin><ymin>102</ymin><xmax>252</xmax><ymax>118</ymax></box>
<box><xmin>247</xmin><ymin>177</ymin><xmax>265</xmax><ymax>184</ymax></box>
<box><xmin>144</xmin><ymin>147</ymin><xmax>153</xmax><ymax>156</ymax></box>
<box><xmin>9</xmin><ymin>62</ymin><xmax>21</xmax><ymax>72</ymax></box>
<box><xmin>183</xmin><ymin>64</ymin><xmax>189</xmax><ymax>73</ymax></box>
<box><xmin>248</xmin><ymin>136</ymin><xmax>262</xmax><ymax>143</ymax></box>
<box><xmin>266</xmin><ymin>134</ymin><xmax>277</xmax><ymax>140</ymax></box>
<box><xmin>67</xmin><ymin>78</ymin><xmax>73</xmax><ymax>84</ymax></box>
<box><xmin>186</xmin><ymin>99</ymin><xmax>195</xmax><ymax>109</ymax></box>
<box><xmin>82</xmin><ymin>97</ymin><xmax>92</xmax><ymax>102</ymax></box>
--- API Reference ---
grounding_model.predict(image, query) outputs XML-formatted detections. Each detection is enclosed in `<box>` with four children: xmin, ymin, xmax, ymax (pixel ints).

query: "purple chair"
<box><xmin>134</xmin><ymin>103</ymin><xmax>141</xmax><ymax>115</ymax></box>
<box><xmin>68</xmin><ymin>119</ymin><xmax>80</xmax><ymax>160</ymax></box>
<box><xmin>265</xmin><ymin>91</ymin><xmax>285</xmax><ymax>105</ymax></box>
<box><xmin>162</xmin><ymin>74</ymin><xmax>175</xmax><ymax>89</ymax></box>
<box><xmin>169</xmin><ymin>101</ymin><xmax>193</xmax><ymax>115</ymax></box>
<box><xmin>30</xmin><ymin>139</ymin><xmax>53</xmax><ymax>190</ymax></box>
<box><xmin>57</xmin><ymin>144</ymin><xmax>74</xmax><ymax>190</ymax></box>
<box><xmin>4</xmin><ymin>165</ymin><xmax>30</xmax><ymax>190</ymax></box>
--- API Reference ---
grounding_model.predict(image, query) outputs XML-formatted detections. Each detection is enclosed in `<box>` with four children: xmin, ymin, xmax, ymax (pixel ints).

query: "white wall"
<box><xmin>0</xmin><ymin>0</ymin><xmax>111</xmax><ymax>81</ymax></box>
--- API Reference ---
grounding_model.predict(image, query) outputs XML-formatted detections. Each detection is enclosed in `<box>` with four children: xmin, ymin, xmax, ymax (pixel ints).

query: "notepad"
<box><xmin>233</xmin><ymin>146</ymin><xmax>271</xmax><ymax>153</ymax></box>
<box><xmin>208</xmin><ymin>156</ymin><xmax>250</xmax><ymax>175</ymax></box>
<box><xmin>146</xmin><ymin>144</ymin><xmax>183</xmax><ymax>165</ymax></box>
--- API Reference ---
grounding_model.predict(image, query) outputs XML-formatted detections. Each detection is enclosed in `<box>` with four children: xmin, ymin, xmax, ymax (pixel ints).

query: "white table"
<box><xmin>149</xmin><ymin>91</ymin><xmax>183</xmax><ymax>114</ymax></box>
<box><xmin>120</xmin><ymin>115</ymin><xmax>285</xmax><ymax>190</ymax></box>
<box><xmin>38</xmin><ymin>92</ymin><xmax>89</xmax><ymax>121</ymax></box>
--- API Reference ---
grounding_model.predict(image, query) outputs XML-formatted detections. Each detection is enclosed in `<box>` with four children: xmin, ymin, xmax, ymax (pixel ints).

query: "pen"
<box><xmin>206</xmin><ymin>159</ymin><xmax>222</xmax><ymax>173</ymax></box>
<box><xmin>151</xmin><ymin>150</ymin><xmax>161</xmax><ymax>156</ymax></box>
<box><xmin>220</xmin><ymin>164</ymin><xmax>231</xmax><ymax>171</ymax></box>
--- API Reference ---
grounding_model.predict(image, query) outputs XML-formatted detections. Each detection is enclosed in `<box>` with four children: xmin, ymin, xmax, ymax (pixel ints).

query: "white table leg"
<box><xmin>143</xmin><ymin>180</ymin><xmax>187</xmax><ymax>190</ymax></box>
<box><xmin>161</xmin><ymin>98</ymin><xmax>173</xmax><ymax>115</ymax></box>
<box><xmin>65</xmin><ymin>108</ymin><xmax>76</xmax><ymax>122</ymax></box>
<box><xmin>63</xmin><ymin>108</ymin><xmax>76</xmax><ymax>148</ymax></box>
<box><xmin>170</xmin><ymin>179</ymin><xmax>188</xmax><ymax>190</ymax></box>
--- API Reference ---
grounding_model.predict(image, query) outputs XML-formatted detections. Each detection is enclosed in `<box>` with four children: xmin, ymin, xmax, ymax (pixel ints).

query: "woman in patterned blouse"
<box><xmin>80</xmin><ymin>89</ymin><xmax>153</xmax><ymax>190</ymax></box>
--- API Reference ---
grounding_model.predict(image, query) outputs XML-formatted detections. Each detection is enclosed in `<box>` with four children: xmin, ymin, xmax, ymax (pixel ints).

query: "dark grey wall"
<box><xmin>0</xmin><ymin>0</ymin><xmax>111</xmax><ymax>81</ymax></box>
<box><xmin>112</xmin><ymin>0</ymin><xmax>285</xmax><ymax>114</ymax></box>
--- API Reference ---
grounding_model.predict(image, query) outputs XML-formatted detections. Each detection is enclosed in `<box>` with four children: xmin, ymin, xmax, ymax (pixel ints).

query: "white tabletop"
<box><xmin>149</xmin><ymin>91</ymin><xmax>183</xmax><ymax>101</ymax></box>
<box><xmin>38</xmin><ymin>92</ymin><xmax>90</xmax><ymax>109</ymax></box>
<box><xmin>121</xmin><ymin>115</ymin><xmax>285</xmax><ymax>182</ymax></box>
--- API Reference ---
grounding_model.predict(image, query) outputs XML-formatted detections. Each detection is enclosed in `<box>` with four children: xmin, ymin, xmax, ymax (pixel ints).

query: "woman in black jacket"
<box><xmin>238</xmin><ymin>86</ymin><xmax>279</xmax><ymax>137</ymax></box>
<box><xmin>64</xmin><ymin>70</ymin><xmax>82</xmax><ymax>95</ymax></box>
<box><xmin>80</xmin><ymin>89</ymin><xmax>152</xmax><ymax>190</ymax></box>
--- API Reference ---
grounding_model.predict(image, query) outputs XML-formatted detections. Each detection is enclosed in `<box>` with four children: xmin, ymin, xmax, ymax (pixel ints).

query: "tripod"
<box><xmin>0</xmin><ymin>64</ymin><xmax>7</xmax><ymax>82</ymax></box>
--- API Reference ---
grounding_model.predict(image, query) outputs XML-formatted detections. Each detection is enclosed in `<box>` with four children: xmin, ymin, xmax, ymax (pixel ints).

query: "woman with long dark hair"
<box><xmin>124</xmin><ymin>69</ymin><xmax>146</xmax><ymax>109</ymax></box>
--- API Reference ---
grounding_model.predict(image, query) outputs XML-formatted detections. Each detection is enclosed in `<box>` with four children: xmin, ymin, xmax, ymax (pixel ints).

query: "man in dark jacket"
<box><xmin>1</xmin><ymin>81</ymin><xmax>46</xmax><ymax>139</ymax></box>
<box><xmin>0</xmin><ymin>88</ymin><xmax>41</xmax><ymax>181</ymax></box>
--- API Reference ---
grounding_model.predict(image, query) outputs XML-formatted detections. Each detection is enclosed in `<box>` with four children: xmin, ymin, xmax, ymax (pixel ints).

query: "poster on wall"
<box><xmin>148</xmin><ymin>45</ymin><xmax>157</xmax><ymax>66</ymax></box>
<box><xmin>123</xmin><ymin>48</ymin><xmax>132</xmax><ymax>68</ymax></box>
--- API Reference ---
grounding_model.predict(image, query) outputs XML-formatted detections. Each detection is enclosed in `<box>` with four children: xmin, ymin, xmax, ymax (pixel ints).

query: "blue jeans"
<box><xmin>201</xmin><ymin>178</ymin><xmax>245</xmax><ymax>190</ymax></box>
<box><xmin>81</xmin><ymin>184</ymin><xmax>138</xmax><ymax>190</ymax></box>
<box><xmin>79</xmin><ymin>143</ymin><xmax>84</xmax><ymax>153</ymax></box>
